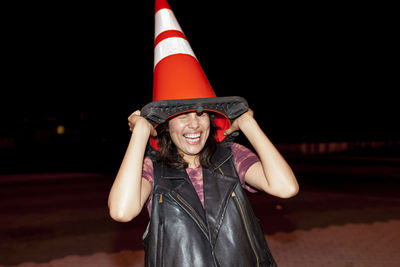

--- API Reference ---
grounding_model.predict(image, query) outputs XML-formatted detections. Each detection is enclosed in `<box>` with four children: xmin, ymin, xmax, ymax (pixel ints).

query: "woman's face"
<box><xmin>168</xmin><ymin>111</ymin><xmax>210</xmax><ymax>157</ymax></box>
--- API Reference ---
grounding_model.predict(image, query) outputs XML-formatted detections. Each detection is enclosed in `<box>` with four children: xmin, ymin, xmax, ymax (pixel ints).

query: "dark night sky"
<box><xmin>3</xmin><ymin>1</ymin><xmax>398</xmax><ymax>142</ymax></box>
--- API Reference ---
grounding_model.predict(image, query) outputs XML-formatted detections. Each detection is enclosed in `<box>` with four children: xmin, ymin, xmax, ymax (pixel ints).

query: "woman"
<box><xmin>108</xmin><ymin>107</ymin><xmax>299</xmax><ymax>267</ymax></box>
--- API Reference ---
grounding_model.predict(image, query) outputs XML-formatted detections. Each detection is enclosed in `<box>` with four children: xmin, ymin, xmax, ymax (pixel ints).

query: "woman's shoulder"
<box><xmin>228</xmin><ymin>143</ymin><xmax>259</xmax><ymax>193</ymax></box>
<box><xmin>229</xmin><ymin>142</ymin><xmax>259</xmax><ymax>164</ymax></box>
<box><xmin>230</xmin><ymin>142</ymin><xmax>253</xmax><ymax>154</ymax></box>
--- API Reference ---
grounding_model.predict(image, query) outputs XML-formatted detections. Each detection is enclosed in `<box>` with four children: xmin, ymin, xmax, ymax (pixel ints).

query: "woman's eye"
<box><xmin>198</xmin><ymin>112</ymin><xmax>208</xmax><ymax>117</ymax></box>
<box><xmin>178</xmin><ymin>114</ymin><xmax>187</xmax><ymax>119</ymax></box>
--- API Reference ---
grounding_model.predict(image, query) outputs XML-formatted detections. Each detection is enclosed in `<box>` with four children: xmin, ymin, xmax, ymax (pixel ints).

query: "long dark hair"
<box><xmin>154</xmin><ymin>114</ymin><xmax>217</xmax><ymax>169</ymax></box>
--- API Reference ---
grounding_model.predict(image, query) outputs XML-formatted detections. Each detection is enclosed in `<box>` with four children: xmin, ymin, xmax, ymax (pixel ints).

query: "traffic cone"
<box><xmin>142</xmin><ymin>0</ymin><xmax>248</xmax><ymax>151</ymax></box>
<box><xmin>153</xmin><ymin>0</ymin><xmax>216</xmax><ymax>101</ymax></box>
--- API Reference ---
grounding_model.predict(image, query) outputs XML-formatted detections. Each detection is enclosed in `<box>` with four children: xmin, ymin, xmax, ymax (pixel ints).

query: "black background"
<box><xmin>1</xmin><ymin>1</ymin><xmax>398</xmax><ymax>172</ymax></box>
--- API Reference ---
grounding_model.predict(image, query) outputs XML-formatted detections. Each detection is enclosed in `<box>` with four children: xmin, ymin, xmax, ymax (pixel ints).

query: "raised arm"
<box><xmin>224</xmin><ymin>109</ymin><xmax>299</xmax><ymax>198</ymax></box>
<box><xmin>108</xmin><ymin>111</ymin><xmax>156</xmax><ymax>222</ymax></box>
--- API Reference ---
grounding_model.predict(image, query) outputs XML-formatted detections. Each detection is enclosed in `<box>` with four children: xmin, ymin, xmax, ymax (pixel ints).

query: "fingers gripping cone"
<box><xmin>153</xmin><ymin>0</ymin><xmax>216</xmax><ymax>101</ymax></box>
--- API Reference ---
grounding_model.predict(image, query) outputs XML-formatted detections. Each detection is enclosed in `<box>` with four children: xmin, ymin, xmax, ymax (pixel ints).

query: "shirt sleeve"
<box><xmin>142</xmin><ymin>156</ymin><xmax>154</xmax><ymax>188</ymax></box>
<box><xmin>230</xmin><ymin>142</ymin><xmax>259</xmax><ymax>193</ymax></box>
<box><xmin>142</xmin><ymin>156</ymin><xmax>154</xmax><ymax>216</ymax></box>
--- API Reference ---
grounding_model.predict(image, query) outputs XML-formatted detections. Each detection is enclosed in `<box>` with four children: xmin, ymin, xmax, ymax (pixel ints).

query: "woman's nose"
<box><xmin>187</xmin><ymin>114</ymin><xmax>200</xmax><ymax>128</ymax></box>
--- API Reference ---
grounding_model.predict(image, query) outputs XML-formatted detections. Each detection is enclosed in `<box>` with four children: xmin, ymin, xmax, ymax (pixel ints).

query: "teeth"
<box><xmin>184</xmin><ymin>133</ymin><xmax>201</xmax><ymax>139</ymax></box>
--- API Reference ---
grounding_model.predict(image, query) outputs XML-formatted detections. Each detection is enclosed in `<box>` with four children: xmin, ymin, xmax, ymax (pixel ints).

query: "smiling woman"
<box><xmin>108</xmin><ymin>1</ymin><xmax>297</xmax><ymax>266</ymax></box>
<box><xmin>109</xmin><ymin>106</ymin><xmax>298</xmax><ymax>266</ymax></box>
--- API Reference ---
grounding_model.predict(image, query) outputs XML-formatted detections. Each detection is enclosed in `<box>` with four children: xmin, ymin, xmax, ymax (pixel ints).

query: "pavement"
<box><xmin>1</xmin><ymin>154</ymin><xmax>399</xmax><ymax>267</ymax></box>
<box><xmin>3</xmin><ymin>220</ymin><xmax>399</xmax><ymax>267</ymax></box>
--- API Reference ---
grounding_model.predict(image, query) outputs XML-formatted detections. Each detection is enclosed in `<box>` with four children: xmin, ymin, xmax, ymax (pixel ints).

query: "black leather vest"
<box><xmin>142</xmin><ymin>143</ymin><xmax>277</xmax><ymax>267</ymax></box>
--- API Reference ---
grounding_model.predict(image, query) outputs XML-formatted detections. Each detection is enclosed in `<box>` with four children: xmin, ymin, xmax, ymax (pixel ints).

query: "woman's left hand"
<box><xmin>224</xmin><ymin>108</ymin><xmax>254</xmax><ymax>136</ymax></box>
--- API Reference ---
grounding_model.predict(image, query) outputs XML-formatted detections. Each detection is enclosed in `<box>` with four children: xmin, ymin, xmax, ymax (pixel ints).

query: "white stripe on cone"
<box><xmin>155</xmin><ymin>8</ymin><xmax>183</xmax><ymax>40</ymax></box>
<box><xmin>154</xmin><ymin>37</ymin><xmax>197</xmax><ymax>68</ymax></box>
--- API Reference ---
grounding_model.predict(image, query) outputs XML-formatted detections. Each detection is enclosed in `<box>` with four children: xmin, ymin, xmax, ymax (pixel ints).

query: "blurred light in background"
<box><xmin>56</xmin><ymin>125</ymin><xmax>65</xmax><ymax>135</ymax></box>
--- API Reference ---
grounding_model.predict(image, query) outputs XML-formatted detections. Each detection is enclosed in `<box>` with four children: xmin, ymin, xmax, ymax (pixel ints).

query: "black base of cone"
<box><xmin>141</xmin><ymin>96</ymin><xmax>248</xmax><ymax>126</ymax></box>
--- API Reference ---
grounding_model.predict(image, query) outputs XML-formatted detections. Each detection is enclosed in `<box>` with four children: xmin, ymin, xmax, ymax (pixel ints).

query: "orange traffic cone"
<box><xmin>142</xmin><ymin>0</ymin><xmax>248</xmax><ymax>150</ymax></box>
<box><xmin>153</xmin><ymin>0</ymin><xmax>216</xmax><ymax>101</ymax></box>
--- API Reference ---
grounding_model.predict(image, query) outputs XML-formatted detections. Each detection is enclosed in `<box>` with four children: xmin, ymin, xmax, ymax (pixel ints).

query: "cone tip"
<box><xmin>155</xmin><ymin>0</ymin><xmax>171</xmax><ymax>13</ymax></box>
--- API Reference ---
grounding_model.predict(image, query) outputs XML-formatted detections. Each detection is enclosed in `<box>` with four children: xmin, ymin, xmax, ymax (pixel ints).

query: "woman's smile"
<box><xmin>183</xmin><ymin>132</ymin><xmax>202</xmax><ymax>145</ymax></box>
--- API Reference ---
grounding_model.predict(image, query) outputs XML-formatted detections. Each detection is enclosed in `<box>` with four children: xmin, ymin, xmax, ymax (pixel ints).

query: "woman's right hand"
<box><xmin>109</xmin><ymin>110</ymin><xmax>154</xmax><ymax>222</ymax></box>
<box><xmin>128</xmin><ymin>110</ymin><xmax>157</xmax><ymax>137</ymax></box>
